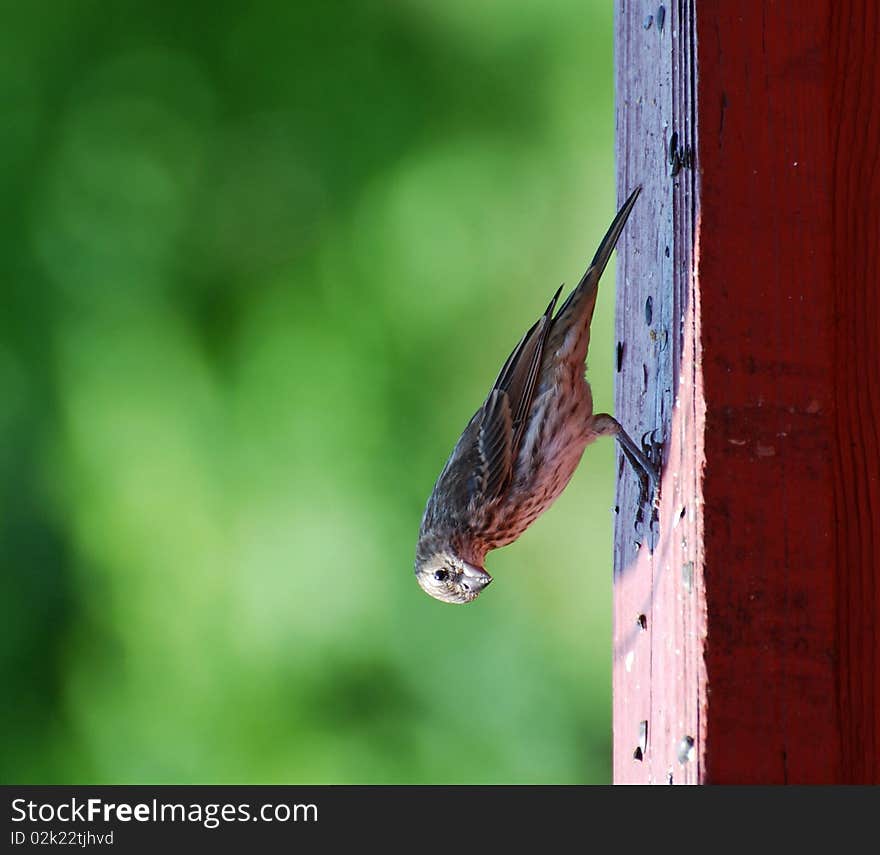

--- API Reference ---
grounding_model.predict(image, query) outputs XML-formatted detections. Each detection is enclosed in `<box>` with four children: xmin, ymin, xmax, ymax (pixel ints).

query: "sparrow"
<box><xmin>414</xmin><ymin>187</ymin><xmax>657</xmax><ymax>604</ymax></box>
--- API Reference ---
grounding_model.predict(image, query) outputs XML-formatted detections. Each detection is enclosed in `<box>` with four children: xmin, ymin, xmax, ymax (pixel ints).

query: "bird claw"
<box><xmin>627</xmin><ymin>431</ymin><xmax>662</xmax><ymax>550</ymax></box>
<box><xmin>640</xmin><ymin>429</ymin><xmax>663</xmax><ymax>509</ymax></box>
<box><xmin>641</xmin><ymin>428</ymin><xmax>664</xmax><ymax>467</ymax></box>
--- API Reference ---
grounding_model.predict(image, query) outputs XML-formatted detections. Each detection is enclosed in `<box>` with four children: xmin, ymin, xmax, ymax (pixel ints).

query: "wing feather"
<box><xmin>476</xmin><ymin>389</ymin><xmax>513</xmax><ymax>499</ymax></box>
<box><xmin>469</xmin><ymin>284</ymin><xmax>563</xmax><ymax>502</ymax></box>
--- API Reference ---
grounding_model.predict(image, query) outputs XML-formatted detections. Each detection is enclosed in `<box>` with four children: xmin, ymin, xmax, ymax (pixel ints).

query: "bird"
<box><xmin>414</xmin><ymin>186</ymin><xmax>657</xmax><ymax>604</ymax></box>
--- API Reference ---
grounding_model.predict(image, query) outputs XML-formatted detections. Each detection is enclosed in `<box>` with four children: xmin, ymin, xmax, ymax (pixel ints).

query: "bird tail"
<box><xmin>551</xmin><ymin>186</ymin><xmax>641</xmax><ymax>340</ymax></box>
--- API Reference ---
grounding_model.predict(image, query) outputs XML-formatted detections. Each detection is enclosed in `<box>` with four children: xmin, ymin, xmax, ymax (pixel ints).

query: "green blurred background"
<box><xmin>1</xmin><ymin>0</ymin><xmax>620</xmax><ymax>783</ymax></box>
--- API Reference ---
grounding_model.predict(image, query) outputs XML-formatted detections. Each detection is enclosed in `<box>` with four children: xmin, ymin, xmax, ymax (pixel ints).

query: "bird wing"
<box><xmin>472</xmin><ymin>284</ymin><xmax>563</xmax><ymax>501</ymax></box>
<box><xmin>420</xmin><ymin>286</ymin><xmax>563</xmax><ymax>535</ymax></box>
<box><xmin>474</xmin><ymin>388</ymin><xmax>514</xmax><ymax>500</ymax></box>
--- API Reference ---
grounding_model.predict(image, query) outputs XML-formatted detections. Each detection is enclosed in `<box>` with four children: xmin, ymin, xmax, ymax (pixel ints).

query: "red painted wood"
<box><xmin>828</xmin><ymin>0</ymin><xmax>880</xmax><ymax>785</ymax></box>
<box><xmin>614</xmin><ymin>1</ymin><xmax>880</xmax><ymax>783</ymax></box>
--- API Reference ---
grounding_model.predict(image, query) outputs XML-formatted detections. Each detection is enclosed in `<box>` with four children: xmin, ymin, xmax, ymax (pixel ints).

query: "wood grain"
<box><xmin>828</xmin><ymin>0</ymin><xmax>880</xmax><ymax>783</ymax></box>
<box><xmin>613</xmin><ymin>0</ymin><xmax>879</xmax><ymax>783</ymax></box>
<box><xmin>613</xmin><ymin>0</ymin><xmax>701</xmax><ymax>785</ymax></box>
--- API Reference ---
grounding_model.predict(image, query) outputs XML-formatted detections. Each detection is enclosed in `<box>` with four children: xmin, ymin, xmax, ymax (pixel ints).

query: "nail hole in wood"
<box><xmin>638</xmin><ymin>720</ymin><xmax>648</xmax><ymax>754</ymax></box>
<box><xmin>677</xmin><ymin>735</ymin><xmax>695</xmax><ymax>764</ymax></box>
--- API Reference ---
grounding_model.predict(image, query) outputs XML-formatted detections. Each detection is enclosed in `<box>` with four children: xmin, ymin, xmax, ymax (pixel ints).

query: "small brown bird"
<box><xmin>415</xmin><ymin>187</ymin><xmax>656</xmax><ymax>604</ymax></box>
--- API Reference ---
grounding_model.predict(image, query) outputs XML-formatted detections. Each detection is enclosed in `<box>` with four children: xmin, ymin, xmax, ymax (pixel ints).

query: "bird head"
<box><xmin>414</xmin><ymin>551</ymin><xmax>493</xmax><ymax>604</ymax></box>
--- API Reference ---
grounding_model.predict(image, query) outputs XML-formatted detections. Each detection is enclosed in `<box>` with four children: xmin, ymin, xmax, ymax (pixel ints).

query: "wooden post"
<box><xmin>612</xmin><ymin>1</ymin><xmax>880</xmax><ymax>783</ymax></box>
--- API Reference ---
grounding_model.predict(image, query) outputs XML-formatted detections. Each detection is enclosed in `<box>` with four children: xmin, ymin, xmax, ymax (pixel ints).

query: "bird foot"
<box><xmin>618</xmin><ymin>428</ymin><xmax>662</xmax><ymax>510</ymax></box>
<box><xmin>591</xmin><ymin>413</ymin><xmax>662</xmax><ymax>540</ymax></box>
<box><xmin>640</xmin><ymin>429</ymin><xmax>663</xmax><ymax>509</ymax></box>
<box><xmin>621</xmin><ymin>428</ymin><xmax>662</xmax><ymax>551</ymax></box>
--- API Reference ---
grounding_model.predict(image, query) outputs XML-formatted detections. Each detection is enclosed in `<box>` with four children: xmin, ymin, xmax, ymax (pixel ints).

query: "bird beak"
<box><xmin>461</xmin><ymin>563</ymin><xmax>493</xmax><ymax>595</ymax></box>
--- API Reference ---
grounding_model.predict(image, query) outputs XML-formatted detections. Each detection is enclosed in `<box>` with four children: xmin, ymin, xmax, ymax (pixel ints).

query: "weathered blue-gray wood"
<box><xmin>612</xmin><ymin>0</ymin><xmax>701</xmax><ymax>784</ymax></box>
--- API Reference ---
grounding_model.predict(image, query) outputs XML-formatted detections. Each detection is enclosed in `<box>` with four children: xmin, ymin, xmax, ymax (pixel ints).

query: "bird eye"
<box><xmin>433</xmin><ymin>569</ymin><xmax>449</xmax><ymax>582</ymax></box>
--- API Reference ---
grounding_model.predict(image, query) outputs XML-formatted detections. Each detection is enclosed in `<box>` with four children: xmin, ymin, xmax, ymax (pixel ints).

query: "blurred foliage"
<box><xmin>1</xmin><ymin>0</ymin><xmax>620</xmax><ymax>783</ymax></box>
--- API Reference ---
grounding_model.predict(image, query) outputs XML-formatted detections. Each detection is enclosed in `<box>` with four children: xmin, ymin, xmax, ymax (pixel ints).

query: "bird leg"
<box><xmin>590</xmin><ymin>413</ymin><xmax>660</xmax><ymax>507</ymax></box>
